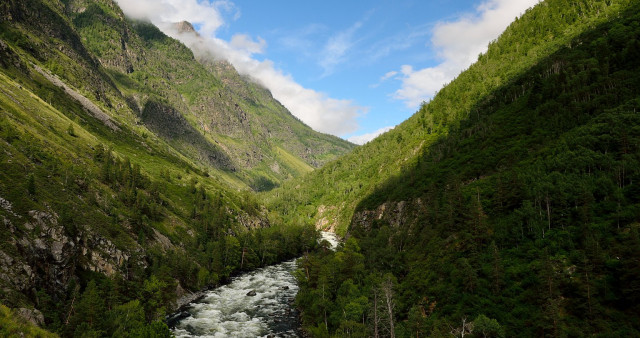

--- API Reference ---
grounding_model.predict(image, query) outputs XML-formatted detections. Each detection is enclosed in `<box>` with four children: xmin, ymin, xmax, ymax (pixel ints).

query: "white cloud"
<box><xmin>229</xmin><ymin>34</ymin><xmax>266</xmax><ymax>56</ymax></box>
<box><xmin>394</xmin><ymin>0</ymin><xmax>540</xmax><ymax>107</ymax></box>
<box><xmin>116</xmin><ymin>0</ymin><xmax>228</xmax><ymax>37</ymax></box>
<box><xmin>380</xmin><ymin>71</ymin><xmax>398</xmax><ymax>82</ymax></box>
<box><xmin>370</xmin><ymin>70</ymin><xmax>399</xmax><ymax>88</ymax></box>
<box><xmin>176</xmin><ymin>33</ymin><xmax>365</xmax><ymax>136</ymax></box>
<box><xmin>319</xmin><ymin>21</ymin><xmax>363</xmax><ymax>76</ymax></box>
<box><xmin>115</xmin><ymin>0</ymin><xmax>364</xmax><ymax>137</ymax></box>
<box><xmin>348</xmin><ymin>126</ymin><xmax>394</xmax><ymax>145</ymax></box>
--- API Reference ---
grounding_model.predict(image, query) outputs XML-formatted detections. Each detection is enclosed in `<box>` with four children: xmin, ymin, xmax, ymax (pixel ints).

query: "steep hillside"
<box><xmin>279</xmin><ymin>0</ymin><xmax>640</xmax><ymax>336</ymax></box>
<box><xmin>0</xmin><ymin>0</ymin><xmax>328</xmax><ymax>335</ymax></box>
<box><xmin>265</xmin><ymin>0</ymin><xmax>634</xmax><ymax>234</ymax></box>
<box><xmin>70</xmin><ymin>0</ymin><xmax>354</xmax><ymax>190</ymax></box>
<box><xmin>3</xmin><ymin>0</ymin><xmax>354</xmax><ymax>192</ymax></box>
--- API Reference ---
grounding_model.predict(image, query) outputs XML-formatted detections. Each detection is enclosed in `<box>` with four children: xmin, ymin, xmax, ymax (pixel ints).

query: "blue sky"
<box><xmin>116</xmin><ymin>0</ymin><xmax>539</xmax><ymax>143</ymax></box>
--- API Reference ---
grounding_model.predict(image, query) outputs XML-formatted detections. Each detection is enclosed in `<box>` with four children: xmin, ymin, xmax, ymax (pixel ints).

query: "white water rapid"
<box><xmin>320</xmin><ymin>231</ymin><xmax>339</xmax><ymax>250</ymax></box>
<box><xmin>170</xmin><ymin>232</ymin><xmax>339</xmax><ymax>337</ymax></box>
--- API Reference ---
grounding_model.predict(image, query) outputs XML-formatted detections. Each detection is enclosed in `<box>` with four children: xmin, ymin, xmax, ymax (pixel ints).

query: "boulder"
<box><xmin>16</xmin><ymin>308</ymin><xmax>44</xmax><ymax>326</ymax></box>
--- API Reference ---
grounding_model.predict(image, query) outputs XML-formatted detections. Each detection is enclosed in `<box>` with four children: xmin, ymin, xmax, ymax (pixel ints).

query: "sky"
<box><xmin>115</xmin><ymin>0</ymin><xmax>540</xmax><ymax>144</ymax></box>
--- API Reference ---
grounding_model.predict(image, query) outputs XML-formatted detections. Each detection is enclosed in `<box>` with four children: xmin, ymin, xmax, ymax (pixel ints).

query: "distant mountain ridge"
<box><xmin>6</xmin><ymin>0</ymin><xmax>354</xmax><ymax>191</ymax></box>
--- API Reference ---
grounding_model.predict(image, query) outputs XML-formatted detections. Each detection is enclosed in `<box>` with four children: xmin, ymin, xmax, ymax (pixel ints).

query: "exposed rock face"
<box><xmin>16</xmin><ymin>307</ymin><xmax>45</xmax><ymax>326</ymax></box>
<box><xmin>0</xmin><ymin>246</ymin><xmax>34</xmax><ymax>295</ymax></box>
<box><xmin>17</xmin><ymin>210</ymin><xmax>77</xmax><ymax>293</ymax></box>
<box><xmin>351</xmin><ymin>199</ymin><xmax>423</xmax><ymax>232</ymax></box>
<box><xmin>152</xmin><ymin>228</ymin><xmax>173</xmax><ymax>252</ymax></box>
<box><xmin>32</xmin><ymin>65</ymin><xmax>120</xmax><ymax>131</ymax></box>
<box><xmin>80</xmin><ymin>232</ymin><xmax>133</xmax><ymax>277</ymax></box>
<box><xmin>315</xmin><ymin>204</ymin><xmax>339</xmax><ymax>232</ymax></box>
<box><xmin>0</xmin><ymin>196</ymin><xmax>18</xmax><ymax>216</ymax></box>
<box><xmin>1</xmin><ymin>209</ymin><xmax>139</xmax><ymax>299</ymax></box>
<box><xmin>237</xmin><ymin>210</ymin><xmax>269</xmax><ymax>230</ymax></box>
<box><xmin>174</xmin><ymin>21</ymin><xmax>197</xmax><ymax>35</ymax></box>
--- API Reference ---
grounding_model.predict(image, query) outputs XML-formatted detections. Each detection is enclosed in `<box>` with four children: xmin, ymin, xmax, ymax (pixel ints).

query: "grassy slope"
<box><xmin>0</xmin><ymin>0</ymin><xmax>326</xmax><ymax>335</ymax></box>
<box><xmin>63</xmin><ymin>0</ymin><xmax>354</xmax><ymax>190</ymax></box>
<box><xmin>0</xmin><ymin>304</ymin><xmax>57</xmax><ymax>338</ymax></box>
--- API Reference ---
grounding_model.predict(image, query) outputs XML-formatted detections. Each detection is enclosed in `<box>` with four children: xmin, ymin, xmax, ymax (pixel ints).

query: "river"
<box><xmin>170</xmin><ymin>232</ymin><xmax>339</xmax><ymax>337</ymax></box>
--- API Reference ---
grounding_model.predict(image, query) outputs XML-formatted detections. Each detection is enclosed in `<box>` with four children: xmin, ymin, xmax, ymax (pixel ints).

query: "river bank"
<box><xmin>168</xmin><ymin>232</ymin><xmax>339</xmax><ymax>337</ymax></box>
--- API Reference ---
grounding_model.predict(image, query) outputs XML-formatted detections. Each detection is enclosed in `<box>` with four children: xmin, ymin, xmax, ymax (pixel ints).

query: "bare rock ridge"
<box><xmin>174</xmin><ymin>21</ymin><xmax>198</xmax><ymax>35</ymax></box>
<box><xmin>33</xmin><ymin>64</ymin><xmax>120</xmax><ymax>131</ymax></box>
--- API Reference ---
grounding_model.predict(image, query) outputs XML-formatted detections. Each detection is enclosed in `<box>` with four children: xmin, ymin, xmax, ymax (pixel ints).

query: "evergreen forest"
<box><xmin>0</xmin><ymin>0</ymin><xmax>639</xmax><ymax>336</ymax></box>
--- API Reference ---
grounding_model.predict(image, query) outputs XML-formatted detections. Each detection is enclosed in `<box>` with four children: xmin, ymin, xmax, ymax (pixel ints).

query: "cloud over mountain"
<box><xmin>115</xmin><ymin>0</ymin><xmax>364</xmax><ymax>136</ymax></box>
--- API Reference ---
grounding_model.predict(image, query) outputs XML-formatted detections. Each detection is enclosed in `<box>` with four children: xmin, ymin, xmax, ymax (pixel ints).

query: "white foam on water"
<box><xmin>171</xmin><ymin>259</ymin><xmax>301</xmax><ymax>337</ymax></box>
<box><xmin>320</xmin><ymin>231</ymin><xmax>340</xmax><ymax>250</ymax></box>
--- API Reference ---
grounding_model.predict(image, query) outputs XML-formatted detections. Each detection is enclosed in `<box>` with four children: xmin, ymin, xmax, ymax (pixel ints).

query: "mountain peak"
<box><xmin>174</xmin><ymin>21</ymin><xmax>197</xmax><ymax>35</ymax></box>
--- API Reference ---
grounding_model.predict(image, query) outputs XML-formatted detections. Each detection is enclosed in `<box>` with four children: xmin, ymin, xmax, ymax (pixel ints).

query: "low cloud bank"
<box><xmin>115</xmin><ymin>0</ymin><xmax>364</xmax><ymax>136</ymax></box>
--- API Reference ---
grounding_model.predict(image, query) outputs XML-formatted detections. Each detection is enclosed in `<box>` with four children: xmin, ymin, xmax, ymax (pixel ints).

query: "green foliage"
<box><xmin>265</xmin><ymin>0</ymin><xmax>635</xmax><ymax>236</ymax></box>
<box><xmin>2</xmin><ymin>0</ymin><xmax>640</xmax><ymax>337</ymax></box>
<box><xmin>292</xmin><ymin>1</ymin><xmax>640</xmax><ymax>337</ymax></box>
<box><xmin>26</xmin><ymin>173</ymin><xmax>36</xmax><ymax>196</ymax></box>
<box><xmin>473</xmin><ymin>314</ymin><xmax>504</xmax><ymax>338</ymax></box>
<box><xmin>61</xmin><ymin>279</ymin><xmax>173</xmax><ymax>337</ymax></box>
<box><xmin>0</xmin><ymin>1</ymin><xmax>329</xmax><ymax>337</ymax></box>
<box><xmin>140</xmin><ymin>275</ymin><xmax>172</xmax><ymax>321</ymax></box>
<box><xmin>66</xmin><ymin>123</ymin><xmax>76</xmax><ymax>137</ymax></box>
<box><xmin>0</xmin><ymin>304</ymin><xmax>57</xmax><ymax>337</ymax></box>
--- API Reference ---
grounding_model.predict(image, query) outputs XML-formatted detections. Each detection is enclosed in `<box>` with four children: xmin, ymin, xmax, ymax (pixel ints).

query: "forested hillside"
<box><xmin>265</xmin><ymin>0</ymin><xmax>635</xmax><ymax>234</ymax></box>
<box><xmin>279</xmin><ymin>0</ymin><xmax>640</xmax><ymax>336</ymax></box>
<box><xmin>2</xmin><ymin>0</ymin><xmax>640</xmax><ymax>336</ymax></box>
<box><xmin>0</xmin><ymin>0</ymin><xmax>330</xmax><ymax>335</ymax></box>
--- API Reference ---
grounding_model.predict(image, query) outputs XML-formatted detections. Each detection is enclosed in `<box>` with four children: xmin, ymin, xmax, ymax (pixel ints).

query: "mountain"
<box><xmin>0</xmin><ymin>0</ymin><xmax>336</xmax><ymax>335</ymax></box>
<box><xmin>267</xmin><ymin>0</ymin><xmax>640</xmax><ymax>336</ymax></box>
<box><xmin>3</xmin><ymin>0</ymin><xmax>640</xmax><ymax>336</ymax></box>
<box><xmin>5</xmin><ymin>0</ymin><xmax>353</xmax><ymax>192</ymax></box>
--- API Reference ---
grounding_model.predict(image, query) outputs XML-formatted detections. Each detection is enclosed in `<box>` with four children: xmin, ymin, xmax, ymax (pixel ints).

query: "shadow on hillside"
<box><xmin>353</xmin><ymin>7</ymin><xmax>640</xmax><ymax>222</ymax></box>
<box><xmin>141</xmin><ymin>100</ymin><xmax>235</xmax><ymax>171</ymax></box>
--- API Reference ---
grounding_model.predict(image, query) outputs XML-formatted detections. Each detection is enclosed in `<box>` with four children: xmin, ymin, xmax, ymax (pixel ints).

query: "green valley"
<box><xmin>1</xmin><ymin>0</ymin><xmax>640</xmax><ymax>336</ymax></box>
<box><xmin>278</xmin><ymin>0</ymin><xmax>640</xmax><ymax>336</ymax></box>
<box><xmin>0</xmin><ymin>0</ymin><xmax>341</xmax><ymax>335</ymax></box>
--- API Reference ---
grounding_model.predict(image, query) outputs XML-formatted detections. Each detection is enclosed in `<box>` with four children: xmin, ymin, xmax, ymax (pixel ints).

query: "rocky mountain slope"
<box><xmin>0</xmin><ymin>0</ymin><xmax>333</xmax><ymax>335</ymax></box>
<box><xmin>5</xmin><ymin>0</ymin><xmax>354</xmax><ymax>192</ymax></box>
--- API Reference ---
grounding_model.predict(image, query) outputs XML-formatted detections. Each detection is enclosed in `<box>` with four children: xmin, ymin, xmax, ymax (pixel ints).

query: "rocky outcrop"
<box><xmin>351</xmin><ymin>199</ymin><xmax>424</xmax><ymax>232</ymax></box>
<box><xmin>2</xmin><ymin>209</ymin><xmax>138</xmax><ymax>300</ymax></box>
<box><xmin>315</xmin><ymin>204</ymin><xmax>339</xmax><ymax>232</ymax></box>
<box><xmin>174</xmin><ymin>21</ymin><xmax>198</xmax><ymax>35</ymax></box>
<box><xmin>0</xmin><ymin>246</ymin><xmax>34</xmax><ymax>294</ymax></box>
<box><xmin>16</xmin><ymin>307</ymin><xmax>44</xmax><ymax>326</ymax></box>
<box><xmin>237</xmin><ymin>210</ymin><xmax>269</xmax><ymax>230</ymax></box>
<box><xmin>80</xmin><ymin>232</ymin><xmax>133</xmax><ymax>277</ymax></box>
<box><xmin>32</xmin><ymin>65</ymin><xmax>120</xmax><ymax>131</ymax></box>
<box><xmin>0</xmin><ymin>196</ymin><xmax>18</xmax><ymax>217</ymax></box>
<box><xmin>16</xmin><ymin>210</ymin><xmax>78</xmax><ymax>293</ymax></box>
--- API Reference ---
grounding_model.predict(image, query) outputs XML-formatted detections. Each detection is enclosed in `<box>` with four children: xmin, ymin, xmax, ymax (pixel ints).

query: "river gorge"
<box><xmin>170</xmin><ymin>232</ymin><xmax>339</xmax><ymax>337</ymax></box>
